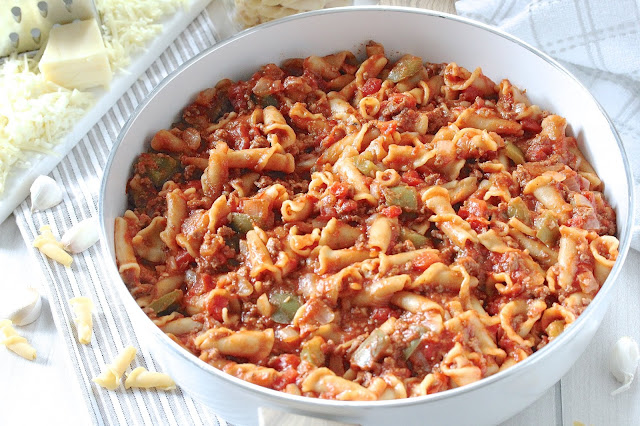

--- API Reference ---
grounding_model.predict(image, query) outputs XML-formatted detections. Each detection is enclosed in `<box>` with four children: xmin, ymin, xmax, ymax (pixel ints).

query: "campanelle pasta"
<box><xmin>124</xmin><ymin>367</ymin><xmax>176</xmax><ymax>391</ymax></box>
<box><xmin>94</xmin><ymin>346</ymin><xmax>138</xmax><ymax>390</ymax></box>
<box><xmin>115</xmin><ymin>42</ymin><xmax>619</xmax><ymax>400</ymax></box>
<box><xmin>0</xmin><ymin>319</ymin><xmax>36</xmax><ymax>360</ymax></box>
<box><xmin>69</xmin><ymin>296</ymin><xmax>94</xmax><ymax>345</ymax></box>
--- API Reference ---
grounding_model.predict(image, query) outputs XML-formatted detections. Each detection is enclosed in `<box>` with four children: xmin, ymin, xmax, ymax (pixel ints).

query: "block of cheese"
<box><xmin>39</xmin><ymin>19</ymin><xmax>112</xmax><ymax>90</ymax></box>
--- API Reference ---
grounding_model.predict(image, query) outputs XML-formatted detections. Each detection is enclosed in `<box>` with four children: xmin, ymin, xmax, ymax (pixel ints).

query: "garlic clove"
<box><xmin>30</xmin><ymin>175</ymin><xmax>64</xmax><ymax>212</ymax></box>
<box><xmin>609</xmin><ymin>336</ymin><xmax>640</xmax><ymax>396</ymax></box>
<box><xmin>0</xmin><ymin>287</ymin><xmax>42</xmax><ymax>326</ymax></box>
<box><xmin>61</xmin><ymin>218</ymin><xmax>100</xmax><ymax>254</ymax></box>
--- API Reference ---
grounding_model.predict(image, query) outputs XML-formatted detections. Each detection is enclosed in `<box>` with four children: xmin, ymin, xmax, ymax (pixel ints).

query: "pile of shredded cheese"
<box><xmin>0</xmin><ymin>0</ymin><xmax>189</xmax><ymax>194</ymax></box>
<box><xmin>0</xmin><ymin>56</ymin><xmax>94</xmax><ymax>193</ymax></box>
<box><xmin>96</xmin><ymin>0</ymin><xmax>188</xmax><ymax>70</ymax></box>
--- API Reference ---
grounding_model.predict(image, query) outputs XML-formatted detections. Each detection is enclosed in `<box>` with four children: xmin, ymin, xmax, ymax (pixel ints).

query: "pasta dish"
<box><xmin>115</xmin><ymin>42</ymin><xmax>619</xmax><ymax>400</ymax></box>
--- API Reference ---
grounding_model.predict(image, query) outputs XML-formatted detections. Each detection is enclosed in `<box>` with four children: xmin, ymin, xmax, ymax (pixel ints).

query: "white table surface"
<box><xmin>2</xmin><ymin>209</ymin><xmax>640</xmax><ymax>426</ymax></box>
<box><xmin>1</xmin><ymin>2</ymin><xmax>639</xmax><ymax>423</ymax></box>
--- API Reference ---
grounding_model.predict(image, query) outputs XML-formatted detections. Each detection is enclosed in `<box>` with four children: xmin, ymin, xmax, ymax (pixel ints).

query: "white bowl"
<box><xmin>99</xmin><ymin>7</ymin><xmax>634</xmax><ymax>426</ymax></box>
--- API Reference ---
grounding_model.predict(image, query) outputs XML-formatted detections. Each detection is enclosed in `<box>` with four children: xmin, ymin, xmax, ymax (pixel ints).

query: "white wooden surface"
<box><xmin>1</xmin><ymin>210</ymin><xmax>639</xmax><ymax>425</ymax></box>
<box><xmin>1</xmin><ymin>0</ymin><xmax>639</xmax><ymax>423</ymax></box>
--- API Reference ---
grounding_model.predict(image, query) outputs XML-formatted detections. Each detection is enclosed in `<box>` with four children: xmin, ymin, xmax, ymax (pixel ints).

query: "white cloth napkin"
<box><xmin>12</xmin><ymin>2</ymin><xmax>640</xmax><ymax>426</ymax></box>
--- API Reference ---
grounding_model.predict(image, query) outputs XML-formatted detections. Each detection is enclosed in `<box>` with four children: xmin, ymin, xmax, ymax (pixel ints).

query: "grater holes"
<box><xmin>30</xmin><ymin>28</ymin><xmax>41</xmax><ymax>44</ymax></box>
<box><xmin>38</xmin><ymin>1</ymin><xmax>49</xmax><ymax>18</ymax></box>
<box><xmin>11</xmin><ymin>6</ymin><xmax>21</xmax><ymax>23</ymax></box>
<box><xmin>63</xmin><ymin>0</ymin><xmax>73</xmax><ymax>12</ymax></box>
<box><xmin>9</xmin><ymin>33</ymin><xmax>19</xmax><ymax>49</ymax></box>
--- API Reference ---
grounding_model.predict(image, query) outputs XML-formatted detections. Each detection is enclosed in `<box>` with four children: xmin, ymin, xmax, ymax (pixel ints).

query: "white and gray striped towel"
<box><xmin>14</xmin><ymin>11</ymin><xmax>229</xmax><ymax>426</ymax></box>
<box><xmin>13</xmin><ymin>1</ymin><xmax>640</xmax><ymax>426</ymax></box>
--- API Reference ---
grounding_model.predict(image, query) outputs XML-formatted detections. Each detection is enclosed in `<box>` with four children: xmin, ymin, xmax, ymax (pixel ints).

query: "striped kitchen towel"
<box><xmin>13</xmin><ymin>10</ymin><xmax>230</xmax><ymax>426</ymax></box>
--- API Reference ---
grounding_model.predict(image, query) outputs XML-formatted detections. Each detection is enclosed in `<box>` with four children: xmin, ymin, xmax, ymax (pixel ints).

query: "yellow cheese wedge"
<box><xmin>39</xmin><ymin>19</ymin><xmax>112</xmax><ymax>90</ymax></box>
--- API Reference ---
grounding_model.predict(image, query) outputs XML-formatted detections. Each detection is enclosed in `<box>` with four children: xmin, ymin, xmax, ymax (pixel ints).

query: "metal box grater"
<box><xmin>1</xmin><ymin>0</ymin><xmax>98</xmax><ymax>57</ymax></box>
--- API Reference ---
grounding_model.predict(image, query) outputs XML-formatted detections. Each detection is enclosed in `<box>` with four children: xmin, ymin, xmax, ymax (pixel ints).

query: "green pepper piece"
<box><xmin>385</xmin><ymin>186</ymin><xmax>418</xmax><ymax>211</ymax></box>
<box><xmin>536</xmin><ymin>225</ymin><xmax>559</xmax><ymax>246</ymax></box>
<box><xmin>388</xmin><ymin>55</ymin><xmax>423</xmax><ymax>83</ymax></box>
<box><xmin>505</xmin><ymin>141</ymin><xmax>526</xmax><ymax>165</ymax></box>
<box><xmin>147</xmin><ymin>154</ymin><xmax>178</xmax><ymax>187</ymax></box>
<box><xmin>507</xmin><ymin>197</ymin><xmax>531</xmax><ymax>225</ymax></box>
<box><xmin>400</xmin><ymin>227</ymin><xmax>428</xmax><ymax>248</ymax></box>
<box><xmin>270</xmin><ymin>292</ymin><xmax>302</xmax><ymax>324</ymax></box>
<box><xmin>353</xmin><ymin>156</ymin><xmax>379</xmax><ymax>178</ymax></box>
<box><xmin>147</xmin><ymin>289</ymin><xmax>183</xmax><ymax>315</ymax></box>
<box><xmin>260</xmin><ymin>95</ymin><xmax>278</xmax><ymax>108</ymax></box>
<box><xmin>229</xmin><ymin>213</ymin><xmax>253</xmax><ymax>234</ymax></box>
<box><xmin>535</xmin><ymin>212</ymin><xmax>560</xmax><ymax>246</ymax></box>
<box><xmin>225</xmin><ymin>234</ymin><xmax>240</xmax><ymax>252</ymax></box>
<box><xmin>128</xmin><ymin>175</ymin><xmax>152</xmax><ymax>209</ymax></box>
<box><xmin>403</xmin><ymin>338</ymin><xmax>421</xmax><ymax>361</ymax></box>
<box><xmin>351</xmin><ymin>329</ymin><xmax>389</xmax><ymax>369</ymax></box>
<box><xmin>301</xmin><ymin>336</ymin><xmax>325</xmax><ymax>366</ymax></box>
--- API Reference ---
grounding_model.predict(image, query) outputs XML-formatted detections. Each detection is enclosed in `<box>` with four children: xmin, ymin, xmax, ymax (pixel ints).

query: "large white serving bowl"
<box><xmin>99</xmin><ymin>7</ymin><xmax>634</xmax><ymax>426</ymax></box>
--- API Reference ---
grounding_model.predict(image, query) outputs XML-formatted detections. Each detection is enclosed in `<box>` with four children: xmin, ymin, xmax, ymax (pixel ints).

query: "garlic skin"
<box><xmin>609</xmin><ymin>336</ymin><xmax>640</xmax><ymax>396</ymax></box>
<box><xmin>0</xmin><ymin>287</ymin><xmax>42</xmax><ymax>326</ymax></box>
<box><xmin>61</xmin><ymin>218</ymin><xmax>100</xmax><ymax>254</ymax></box>
<box><xmin>30</xmin><ymin>175</ymin><xmax>63</xmax><ymax>212</ymax></box>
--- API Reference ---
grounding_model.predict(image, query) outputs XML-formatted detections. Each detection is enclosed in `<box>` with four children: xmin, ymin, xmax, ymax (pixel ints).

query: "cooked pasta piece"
<box><xmin>367</xmin><ymin>215</ymin><xmax>396</xmax><ymax>254</ymax></box>
<box><xmin>319</xmin><ymin>218</ymin><xmax>362</xmax><ymax>249</ymax></box>
<box><xmin>151</xmin><ymin>129</ymin><xmax>200</xmax><ymax>153</ymax></box>
<box><xmin>202</xmin><ymin>142</ymin><xmax>229</xmax><ymax>199</ymax></box>
<box><xmin>228</xmin><ymin>148</ymin><xmax>295</xmax><ymax>173</ymax></box>
<box><xmin>353</xmin><ymin>275</ymin><xmax>410</xmax><ymax>306</ymax></box>
<box><xmin>195</xmin><ymin>327</ymin><xmax>274</xmax><ymax>363</ymax></box>
<box><xmin>316</xmin><ymin>246</ymin><xmax>371</xmax><ymax>275</ymax></box>
<box><xmin>243</xmin><ymin>229</ymin><xmax>281</xmax><ymax>281</ymax></box>
<box><xmin>132</xmin><ymin>217</ymin><xmax>167</xmax><ymax>263</ymax></box>
<box><xmin>423</xmin><ymin>187</ymin><xmax>478</xmax><ymax>247</ymax></box>
<box><xmin>160</xmin><ymin>189</ymin><xmax>187</xmax><ymax>252</ymax></box>
<box><xmin>454</xmin><ymin>109</ymin><xmax>523</xmax><ymax>136</ymax></box>
<box><xmin>302</xmin><ymin>367</ymin><xmax>377</xmax><ymax>400</ymax></box>
<box><xmin>114</xmin><ymin>212</ymin><xmax>140</xmax><ymax>286</ymax></box>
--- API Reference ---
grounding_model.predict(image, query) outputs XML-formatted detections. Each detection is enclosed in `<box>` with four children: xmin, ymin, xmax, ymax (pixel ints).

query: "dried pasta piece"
<box><xmin>69</xmin><ymin>296</ymin><xmax>94</xmax><ymax>345</ymax></box>
<box><xmin>93</xmin><ymin>346</ymin><xmax>137</xmax><ymax>390</ymax></box>
<box><xmin>33</xmin><ymin>225</ymin><xmax>73</xmax><ymax>267</ymax></box>
<box><xmin>0</xmin><ymin>319</ymin><xmax>36</xmax><ymax>360</ymax></box>
<box><xmin>125</xmin><ymin>367</ymin><xmax>176</xmax><ymax>391</ymax></box>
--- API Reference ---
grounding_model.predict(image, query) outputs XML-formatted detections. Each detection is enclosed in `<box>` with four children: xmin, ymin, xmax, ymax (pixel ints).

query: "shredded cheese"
<box><xmin>0</xmin><ymin>56</ymin><xmax>94</xmax><ymax>193</ymax></box>
<box><xmin>96</xmin><ymin>0</ymin><xmax>188</xmax><ymax>70</ymax></box>
<box><xmin>0</xmin><ymin>0</ymin><xmax>190</xmax><ymax>194</ymax></box>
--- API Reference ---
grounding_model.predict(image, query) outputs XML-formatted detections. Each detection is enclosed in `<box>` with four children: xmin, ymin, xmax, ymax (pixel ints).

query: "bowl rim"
<box><xmin>99</xmin><ymin>5</ymin><xmax>634</xmax><ymax>410</ymax></box>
